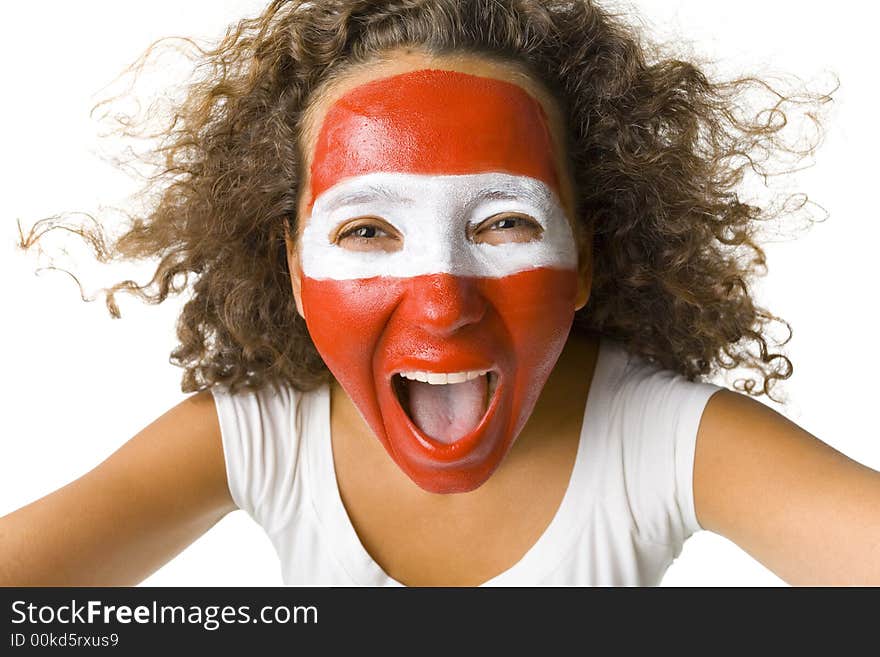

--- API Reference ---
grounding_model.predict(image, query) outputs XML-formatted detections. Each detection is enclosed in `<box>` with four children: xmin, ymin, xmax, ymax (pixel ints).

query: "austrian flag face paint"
<box><xmin>299</xmin><ymin>69</ymin><xmax>580</xmax><ymax>493</ymax></box>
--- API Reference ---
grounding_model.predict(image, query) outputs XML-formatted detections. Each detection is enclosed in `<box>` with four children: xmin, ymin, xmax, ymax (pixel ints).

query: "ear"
<box><xmin>574</xmin><ymin>219</ymin><xmax>593</xmax><ymax>312</ymax></box>
<box><xmin>284</xmin><ymin>222</ymin><xmax>305</xmax><ymax>318</ymax></box>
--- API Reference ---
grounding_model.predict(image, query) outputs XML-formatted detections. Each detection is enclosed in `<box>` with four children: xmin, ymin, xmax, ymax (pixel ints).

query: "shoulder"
<box><xmin>0</xmin><ymin>390</ymin><xmax>236</xmax><ymax>585</ymax></box>
<box><xmin>693</xmin><ymin>388</ymin><xmax>880</xmax><ymax>583</ymax></box>
<box><xmin>693</xmin><ymin>387</ymin><xmax>853</xmax><ymax>533</ymax></box>
<box><xmin>598</xmin><ymin>338</ymin><xmax>723</xmax><ymax>413</ymax></box>
<box><xmin>209</xmin><ymin>379</ymin><xmax>320</xmax><ymax>464</ymax></box>
<box><xmin>210</xmin><ymin>381</ymin><xmax>317</xmax><ymax>443</ymax></box>
<box><xmin>592</xmin><ymin>339</ymin><xmax>724</xmax><ymax>542</ymax></box>
<box><xmin>211</xmin><ymin>381</ymin><xmax>326</xmax><ymax>529</ymax></box>
<box><xmin>68</xmin><ymin>388</ymin><xmax>236</xmax><ymax>544</ymax></box>
<box><xmin>692</xmin><ymin>389</ymin><xmax>798</xmax><ymax>534</ymax></box>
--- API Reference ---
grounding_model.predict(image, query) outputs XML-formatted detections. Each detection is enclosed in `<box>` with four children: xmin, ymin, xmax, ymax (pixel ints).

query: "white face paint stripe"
<box><xmin>301</xmin><ymin>172</ymin><xmax>578</xmax><ymax>281</ymax></box>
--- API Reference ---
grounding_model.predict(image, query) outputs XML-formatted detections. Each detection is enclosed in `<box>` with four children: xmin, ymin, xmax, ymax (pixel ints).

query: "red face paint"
<box><xmin>302</xmin><ymin>269</ymin><xmax>576</xmax><ymax>492</ymax></box>
<box><xmin>309</xmin><ymin>69</ymin><xmax>559</xmax><ymax>206</ymax></box>
<box><xmin>300</xmin><ymin>70</ymin><xmax>578</xmax><ymax>493</ymax></box>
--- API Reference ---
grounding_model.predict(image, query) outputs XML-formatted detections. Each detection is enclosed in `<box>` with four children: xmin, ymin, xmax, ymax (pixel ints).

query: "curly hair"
<box><xmin>19</xmin><ymin>0</ymin><xmax>829</xmax><ymax>399</ymax></box>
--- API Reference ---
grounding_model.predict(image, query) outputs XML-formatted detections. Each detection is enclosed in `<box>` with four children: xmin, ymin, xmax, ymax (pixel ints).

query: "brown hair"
<box><xmin>19</xmin><ymin>0</ymin><xmax>829</xmax><ymax>399</ymax></box>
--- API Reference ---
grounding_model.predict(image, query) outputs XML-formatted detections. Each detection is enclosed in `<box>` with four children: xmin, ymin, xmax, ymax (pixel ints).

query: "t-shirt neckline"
<box><xmin>303</xmin><ymin>336</ymin><xmax>613</xmax><ymax>586</ymax></box>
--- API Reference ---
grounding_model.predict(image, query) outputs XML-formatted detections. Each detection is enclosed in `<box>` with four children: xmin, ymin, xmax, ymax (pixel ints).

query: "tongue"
<box><xmin>408</xmin><ymin>376</ymin><xmax>488</xmax><ymax>445</ymax></box>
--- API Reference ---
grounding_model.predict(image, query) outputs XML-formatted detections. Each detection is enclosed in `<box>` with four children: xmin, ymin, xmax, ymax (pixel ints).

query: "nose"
<box><xmin>406</xmin><ymin>273</ymin><xmax>487</xmax><ymax>335</ymax></box>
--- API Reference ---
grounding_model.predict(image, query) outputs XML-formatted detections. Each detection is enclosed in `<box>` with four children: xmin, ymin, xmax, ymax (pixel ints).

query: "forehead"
<box><xmin>299</xmin><ymin>56</ymin><xmax>572</xmax><ymax>214</ymax></box>
<box><xmin>308</xmin><ymin>69</ymin><xmax>560</xmax><ymax>206</ymax></box>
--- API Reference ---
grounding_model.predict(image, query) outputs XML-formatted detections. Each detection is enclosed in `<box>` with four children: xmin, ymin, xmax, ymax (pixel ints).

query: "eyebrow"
<box><xmin>322</xmin><ymin>184</ymin><xmax>415</xmax><ymax>212</ymax></box>
<box><xmin>469</xmin><ymin>185</ymin><xmax>549</xmax><ymax>207</ymax></box>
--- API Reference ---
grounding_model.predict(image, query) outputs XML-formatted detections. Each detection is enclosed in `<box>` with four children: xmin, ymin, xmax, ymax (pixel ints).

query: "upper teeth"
<box><xmin>398</xmin><ymin>370</ymin><xmax>489</xmax><ymax>385</ymax></box>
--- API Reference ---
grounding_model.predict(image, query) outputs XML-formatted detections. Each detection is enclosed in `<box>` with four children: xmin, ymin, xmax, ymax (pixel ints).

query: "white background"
<box><xmin>1</xmin><ymin>1</ymin><xmax>877</xmax><ymax>586</ymax></box>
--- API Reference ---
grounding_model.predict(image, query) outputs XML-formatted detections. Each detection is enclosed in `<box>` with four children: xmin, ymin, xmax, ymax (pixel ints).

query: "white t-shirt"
<box><xmin>211</xmin><ymin>337</ymin><xmax>724</xmax><ymax>586</ymax></box>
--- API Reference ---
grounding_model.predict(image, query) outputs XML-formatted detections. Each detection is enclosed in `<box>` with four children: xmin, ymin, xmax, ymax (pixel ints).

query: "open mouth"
<box><xmin>392</xmin><ymin>369</ymin><xmax>499</xmax><ymax>445</ymax></box>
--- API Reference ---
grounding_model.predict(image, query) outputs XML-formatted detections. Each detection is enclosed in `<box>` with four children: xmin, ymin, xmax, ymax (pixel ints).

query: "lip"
<box><xmin>381</xmin><ymin>363</ymin><xmax>506</xmax><ymax>465</ymax></box>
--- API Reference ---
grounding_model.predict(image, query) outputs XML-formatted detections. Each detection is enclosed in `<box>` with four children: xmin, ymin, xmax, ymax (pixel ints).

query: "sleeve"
<box><xmin>620</xmin><ymin>365</ymin><xmax>724</xmax><ymax>547</ymax></box>
<box><xmin>210</xmin><ymin>384</ymin><xmax>301</xmax><ymax>534</ymax></box>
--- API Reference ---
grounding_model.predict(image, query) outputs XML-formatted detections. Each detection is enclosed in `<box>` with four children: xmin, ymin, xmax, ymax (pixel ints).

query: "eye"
<box><xmin>470</xmin><ymin>212</ymin><xmax>544</xmax><ymax>246</ymax></box>
<box><xmin>333</xmin><ymin>217</ymin><xmax>402</xmax><ymax>253</ymax></box>
<box><xmin>345</xmin><ymin>225</ymin><xmax>383</xmax><ymax>239</ymax></box>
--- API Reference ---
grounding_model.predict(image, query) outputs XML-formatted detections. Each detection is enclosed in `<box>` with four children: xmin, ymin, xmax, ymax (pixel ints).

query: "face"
<box><xmin>290</xmin><ymin>55</ymin><xmax>590</xmax><ymax>494</ymax></box>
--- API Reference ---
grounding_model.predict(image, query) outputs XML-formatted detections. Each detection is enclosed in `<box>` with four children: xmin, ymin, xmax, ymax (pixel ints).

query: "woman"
<box><xmin>2</xmin><ymin>0</ymin><xmax>878</xmax><ymax>586</ymax></box>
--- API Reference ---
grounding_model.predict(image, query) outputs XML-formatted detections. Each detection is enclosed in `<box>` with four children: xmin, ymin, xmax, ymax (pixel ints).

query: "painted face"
<box><xmin>299</xmin><ymin>69</ymin><xmax>580</xmax><ymax>493</ymax></box>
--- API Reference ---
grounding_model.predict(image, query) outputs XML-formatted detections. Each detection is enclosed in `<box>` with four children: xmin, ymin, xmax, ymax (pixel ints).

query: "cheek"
<box><xmin>479</xmin><ymin>268</ymin><xmax>578</xmax><ymax>344</ymax></box>
<box><xmin>300</xmin><ymin>276</ymin><xmax>403</xmax><ymax>437</ymax></box>
<box><xmin>300</xmin><ymin>277</ymin><xmax>402</xmax><ymax>373</ymax></box>
<box><xmin>477</xmin><ymin>268</ymin><xmax>579</xmax><ymax>417</ymax></box>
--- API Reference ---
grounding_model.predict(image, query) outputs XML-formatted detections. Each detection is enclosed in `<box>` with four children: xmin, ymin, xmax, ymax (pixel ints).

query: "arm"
<box><xmin>693</xmin><ymin>389</ymin><xmax>880</xmax><ymax>585</ymax></box>
<box><xmin>0</xmin><ymin>391</ymin><xmax>235</xmax><ymax>586</ymax></box>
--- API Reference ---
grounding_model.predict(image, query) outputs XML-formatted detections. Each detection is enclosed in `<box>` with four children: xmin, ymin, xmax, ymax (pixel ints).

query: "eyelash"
<box><xmin>485</xmin><ymin>215</ymin><xmax>537</xmax><ymax>231</ymax></box>
<box><xmin>335</xmin><ymin>220</ymin><xmax>394</xmax><ymax>243</ymax></box>
<box><xmin>339</xmin><ymin>225</ymin><xmax>386</xmax><ymax>240</ymax></box>
<box><xmin>471</xmin><ymin>213</ymin><xmax>543</xmax><ymax>237</ymax></box>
